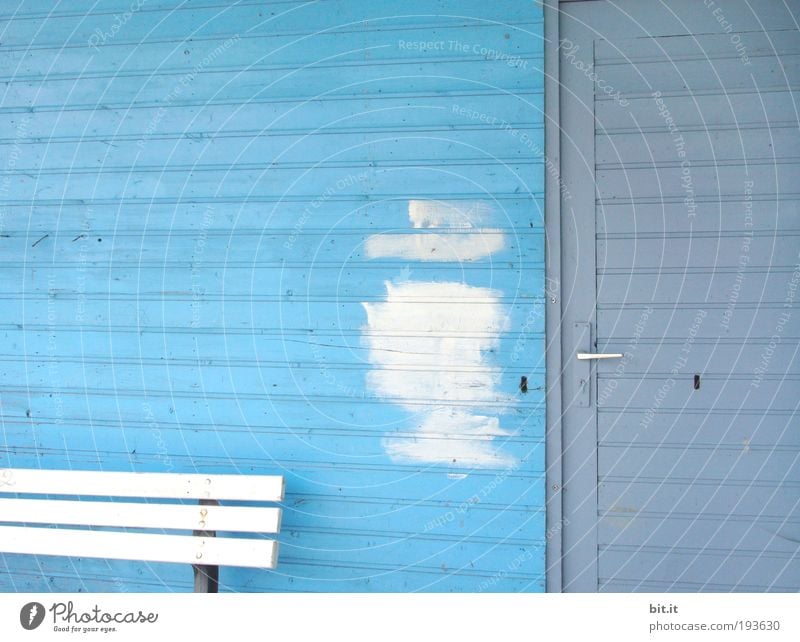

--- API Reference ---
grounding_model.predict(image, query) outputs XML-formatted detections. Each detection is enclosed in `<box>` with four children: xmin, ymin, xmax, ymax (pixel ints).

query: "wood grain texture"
<box><xmin>0</xmin><ymin>0</ymin><xmax>546</xmax><ymax>592</ymax></box>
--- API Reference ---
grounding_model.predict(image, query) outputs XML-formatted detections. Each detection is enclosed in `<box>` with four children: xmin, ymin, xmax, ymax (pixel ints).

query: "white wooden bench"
<box><xmin>0</xmin><ymin>468</ymin><xmax>284</xmax><ymax>592</ymax></box>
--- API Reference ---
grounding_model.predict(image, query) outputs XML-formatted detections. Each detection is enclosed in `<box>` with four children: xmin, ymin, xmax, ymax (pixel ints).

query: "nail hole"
<box><xmin>519</xmin><ymin>376</ymin><xmax>528</xmax><ymax>393</ymax></box>
<box><xmin>694</xmin><ymin>374</ymin><xmax>700</xmax><ymax>390</ymax></box>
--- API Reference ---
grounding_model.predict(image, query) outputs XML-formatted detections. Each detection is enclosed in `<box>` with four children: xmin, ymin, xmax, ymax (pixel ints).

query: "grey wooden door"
<box><xmin>558</xmin><ymin>0</ymin><xmax>800</xmax><ymax>591</ymax></box>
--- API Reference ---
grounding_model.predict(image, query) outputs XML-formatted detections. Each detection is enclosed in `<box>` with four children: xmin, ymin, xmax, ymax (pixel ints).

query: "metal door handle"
<box><xmin>576</xmin><ymin>352</ymin><xmax>623</xmax><ymax>360</ymax></box>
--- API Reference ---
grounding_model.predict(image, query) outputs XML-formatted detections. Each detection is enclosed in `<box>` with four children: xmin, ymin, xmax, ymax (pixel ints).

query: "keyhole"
<box><xmin>694</xmin><ymin>374</ymin><xmax>701</xmax><ymax>390</ymax></box>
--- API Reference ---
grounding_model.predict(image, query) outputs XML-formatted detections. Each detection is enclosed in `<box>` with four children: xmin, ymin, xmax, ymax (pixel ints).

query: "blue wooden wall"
<box><xmin>0</xmin><ymin>0</ymin><xmax>545</xmax><ymax>591</ymax></box>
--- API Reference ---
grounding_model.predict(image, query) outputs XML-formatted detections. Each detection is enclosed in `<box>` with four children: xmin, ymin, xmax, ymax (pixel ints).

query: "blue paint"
<box><xmin>0</xmin><ymin>0</ymin><xmax>545</xmax><ymax>591</ymax></box>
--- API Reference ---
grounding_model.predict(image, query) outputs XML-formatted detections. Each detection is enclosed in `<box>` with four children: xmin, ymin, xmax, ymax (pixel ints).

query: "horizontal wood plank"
<box><xmin>0</xmin><ymin>468</ymin><xmax>284</xmax><ymax>502</ymax></box>
<box><xmin>0</xmin><ymin>525</ymin><xmax>278</xmax><ymax>568</ymax></box>
<box><xmin>0</xmin><ymin>498</ymin><xmax>281</xmax><ymax>534</ymax></box>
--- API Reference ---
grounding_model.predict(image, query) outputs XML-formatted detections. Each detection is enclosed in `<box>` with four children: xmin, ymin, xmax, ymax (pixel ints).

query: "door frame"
<box><xmin>543</xmin><ymin>0</ymin><xmax>564</xmax><ymax>594</ymax></box>
<box><xmin>544</xmin><ymin>0</ymin><xmax>604</xmax><ymax>594</ymax></box>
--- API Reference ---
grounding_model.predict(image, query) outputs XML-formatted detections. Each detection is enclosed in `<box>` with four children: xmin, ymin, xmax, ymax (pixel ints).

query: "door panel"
<box><xmin>559</xmin><ymin>0</ymin><xmax>800</xmax><ymax>592</ymax></box>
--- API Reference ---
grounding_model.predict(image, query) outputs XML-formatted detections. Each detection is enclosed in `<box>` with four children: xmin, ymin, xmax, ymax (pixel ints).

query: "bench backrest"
<box><xmin>0</xmin><ymin>468</ymin><xmax>284</xmax><ymax>570</ymax></box>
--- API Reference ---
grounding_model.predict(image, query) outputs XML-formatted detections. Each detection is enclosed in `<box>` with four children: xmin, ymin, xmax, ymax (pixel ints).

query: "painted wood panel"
<box><xmin>0</xmin><ymin>0</ymin><xmax>545</xmax><ymax>592</ymax></box>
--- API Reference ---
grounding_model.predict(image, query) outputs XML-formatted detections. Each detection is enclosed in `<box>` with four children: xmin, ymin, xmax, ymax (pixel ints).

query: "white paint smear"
<box><xmin>362</xmin><ymin>281</ymin><xmax>515</xmax><ymax>468</ymax></box>
<box><xmin>365</xmin><ymin>231</ymin><xmax>505</xmax><ymax>262</ymax></box>
<box><xmin>408</xmin><ymin>200</ymin><xmax>493</xmax><ymax>229</ymax></box>
<box><xmin>384</xmin><ymin>409</ymin><xmax>515</xmax><ymax>468</ymax></box>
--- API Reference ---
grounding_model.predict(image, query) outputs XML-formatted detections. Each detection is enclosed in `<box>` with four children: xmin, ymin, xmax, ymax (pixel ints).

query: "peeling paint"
<box><xmin>365</xmin><ymin>230</ymin><xmax>505</xmax><ymax>262</ymax></box>
<box><xmin>408</xmin><ymin>199</ymin><xmax>493</xmax><ymax>229</ymax></box>
<box><xmin>362</xmin><ymin>280</ymin><xmax>515</xmax><ymax>467</ymax></box>
<box><xmin>362</xmin><ymin>197</ymin><xmax>516</xmax><ymax>468</ymax></box>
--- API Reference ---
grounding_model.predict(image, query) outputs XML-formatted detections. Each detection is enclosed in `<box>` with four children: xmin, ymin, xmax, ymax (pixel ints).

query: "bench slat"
<box><xmin>0</xmin><ymin>525</ymin><xmax>278</xmax><ymax>569</ymax></box>
<box><xmin>0</xmin><ymin>468</ymin><xmax>284</xmax><ymax>501</ymax></box>
<box><xmin>0</xmin><ymin>499</ymin><xmax>281</xmax><ymax>534</ymax></box>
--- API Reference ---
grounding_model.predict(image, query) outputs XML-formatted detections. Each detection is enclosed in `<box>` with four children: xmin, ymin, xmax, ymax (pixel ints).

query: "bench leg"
<box><xmin>193</xmin><ymin>563</ymin><xmax>219</xmax><ymax>593</ymax></box>
<box><xmin>192</xmin><ymin>499</ymin><xmax>219</xmax><ymax>593</ymax></box>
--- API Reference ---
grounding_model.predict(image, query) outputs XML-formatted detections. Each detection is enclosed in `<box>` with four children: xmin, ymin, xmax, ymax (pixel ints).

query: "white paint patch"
<box><xmin>408</xmin><ymin>200</ymin><xmax>493</xmax><ymax>229</ymax></box>
<box><xmin>362</xmin><ymin>281</ymin><xmax>515</xmax><ymax>468</ymax></box>
<box><xmin>384</xmin><ymin>410</ymin><xmax>515</xmax><ymax>468</ymax></box>
<box><xmin>365</xmin><ymin>231</ymin><xmax>505</xmax><ymax>262</ymax></box>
